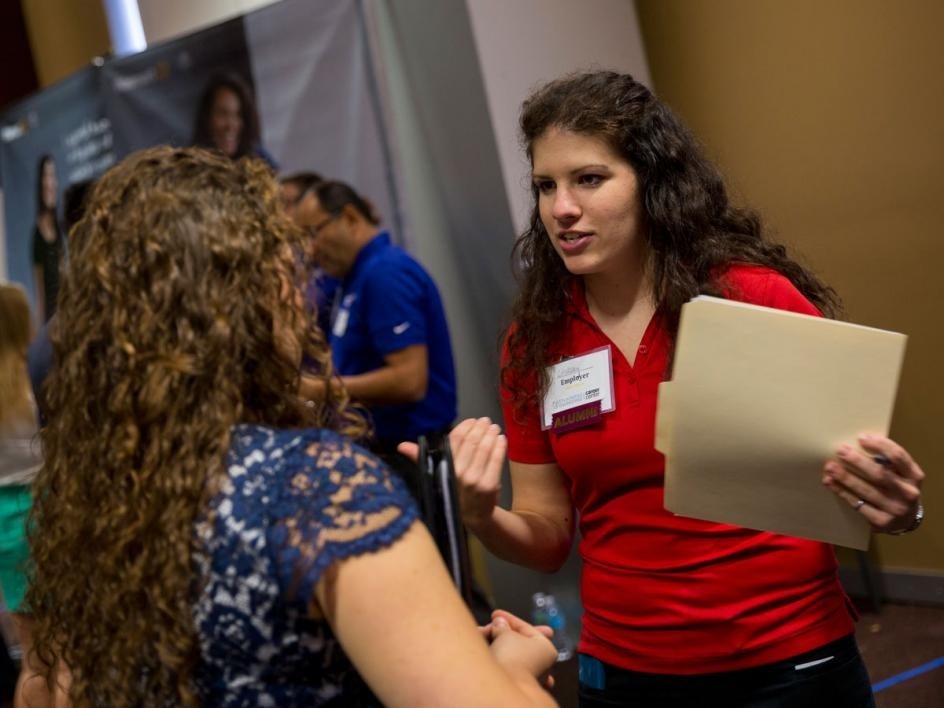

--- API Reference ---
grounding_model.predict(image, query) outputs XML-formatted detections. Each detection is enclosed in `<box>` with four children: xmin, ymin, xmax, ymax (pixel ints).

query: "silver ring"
<box><xmin>854</xmin><ymin>499</ymin><xmax>866</xmax><ymax>511</ymax></box>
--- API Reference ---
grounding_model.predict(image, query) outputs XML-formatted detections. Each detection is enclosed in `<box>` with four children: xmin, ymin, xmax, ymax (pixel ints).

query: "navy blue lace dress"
<box><xmin>192</xmin><ymin>424</ymin><xmax>418</xmax><ymax>706</ymax></box>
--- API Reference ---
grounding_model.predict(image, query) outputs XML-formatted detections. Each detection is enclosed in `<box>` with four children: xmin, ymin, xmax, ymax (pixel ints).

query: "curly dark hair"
<box><xmin>504</xmin><ymin>71</ymin><xmax>840</xmax><ymax>413</ymax></box>
<box><xmin>192</xmin><ymin>72</ymin><xmax>261</xmax><ymax>160</ymax></box>
<box><xmin>25</xmin><ymin>146</ymin><xmax>365</xmax><ymax>706</ymax></box>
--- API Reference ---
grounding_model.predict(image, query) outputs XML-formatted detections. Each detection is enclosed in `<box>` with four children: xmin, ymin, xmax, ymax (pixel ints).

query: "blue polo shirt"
<box><xmin>328</xmin><ymin>232</ymin><xmax>457</xmax><ymax>444</ymax></box>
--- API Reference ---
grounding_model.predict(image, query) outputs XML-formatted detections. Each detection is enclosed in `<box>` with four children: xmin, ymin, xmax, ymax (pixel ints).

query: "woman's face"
<box><xmin>531</xmin><ymin>127</ymin><xmax>646</xmax><ymax>280</ymax></box>
<box><xmin>208</xmin><ymin>87</ymin><xmax>243</xmax><ymax>157</ymax></box>
<box><xmin>41</xmin><ymin>159</ymin><xmax>58</xmax><ymax>210</ymax></box>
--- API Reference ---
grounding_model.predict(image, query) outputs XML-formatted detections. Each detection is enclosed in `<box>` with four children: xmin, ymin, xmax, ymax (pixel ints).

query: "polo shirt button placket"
<box><xmin>624</xmin><ymin>369</ymin><xmax>641</xmax><ymax>407</ymax></box>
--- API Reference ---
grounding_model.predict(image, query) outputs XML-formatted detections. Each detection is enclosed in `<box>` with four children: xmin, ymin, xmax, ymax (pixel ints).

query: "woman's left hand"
<box><xmin>823</xmin><ymin>434</ymin><xmax>924</xmax><ymax>533</ymax></box>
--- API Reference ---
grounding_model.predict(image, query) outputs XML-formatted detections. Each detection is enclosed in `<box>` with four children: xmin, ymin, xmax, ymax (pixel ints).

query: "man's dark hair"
<box><xmin>279</xmin><ymin>171</ymin><xmax>323</xmax><ymax>203</ymax></box>
<box><xmin>314</xmin><ymin>180</ymin><xmax>380</xmax><ymax>225</ymax></box>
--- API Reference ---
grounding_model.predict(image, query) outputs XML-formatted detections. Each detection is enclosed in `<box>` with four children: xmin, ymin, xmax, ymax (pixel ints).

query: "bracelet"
<box><xmin>889</xmin><ymin>501</ymin><xmax>924</xmax><ymax>535</ymax></box>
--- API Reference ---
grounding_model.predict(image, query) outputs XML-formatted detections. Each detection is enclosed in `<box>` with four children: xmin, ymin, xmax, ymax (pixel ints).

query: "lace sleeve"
<box><xmin>266</xmin><ymin>431</ymin><xmax>419</xmax><ymax>604</ymax></box>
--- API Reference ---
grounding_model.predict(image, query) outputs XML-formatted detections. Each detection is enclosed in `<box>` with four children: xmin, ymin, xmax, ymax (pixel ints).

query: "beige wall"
<box><xmin>20</xmin><ymin>0</ymin><xmax>110</xmax><ymax>87</ymax></box>
<box><xmin>636</xmin><ymin>0</ymin><xmax>944</xmax><ymax>572</ymax></box>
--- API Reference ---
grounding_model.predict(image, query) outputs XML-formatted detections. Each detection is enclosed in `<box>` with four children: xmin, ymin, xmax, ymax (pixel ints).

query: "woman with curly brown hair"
<box><xmin>22</xmin><ymin>147</ymin><xmax>557</xmax><ymax>707</ymax></box>
<box><xmin>437</xmin><ymin>71</ymin><xmax>925</xmax><ymax>707</ymax></box>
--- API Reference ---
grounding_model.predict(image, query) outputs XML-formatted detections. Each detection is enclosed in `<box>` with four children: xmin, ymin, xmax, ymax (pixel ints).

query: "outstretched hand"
<box><xmin>823</xmin><ymin>434</ymin><xmax>924</xmax><ymax>533</ymax></box>
<box><xmin>449</xmin><ymin>418</ymin><xmax>506</xmax><ymax>526</ymax></box>
<box><xmin>397</xmin><ymin>440</ymin><xmax>420</xmax><ymax>462</ymax></box>
<box><xmin>399</xmin><ymin>417</ymin><xmax>507</xmax><ymax>528</ymax></box>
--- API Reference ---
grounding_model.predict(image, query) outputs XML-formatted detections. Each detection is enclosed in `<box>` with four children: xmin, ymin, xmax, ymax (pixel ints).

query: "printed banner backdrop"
<box><xmin>101</xmin><ymin>16</ymin><xmax>253</xmax><ymax>158</ymax></box>
<box><xmin>0</xmin><ymin>0</ymin><xmax>399</xmax><ymax>318</ymax></box>
<box><xmin>0</xmin><ymin>66</ymin><xmax>114</xmax><ymax>309</ymax></box>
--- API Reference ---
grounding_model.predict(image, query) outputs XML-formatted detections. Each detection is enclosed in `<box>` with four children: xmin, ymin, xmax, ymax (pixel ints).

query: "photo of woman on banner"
<box><xmin>31</xmin><ymin>155</ymin><xmax>64</xmax><ymax>322</ymax></box>
<box><xmin>192</xmin><ymin>72</ymin><xmax>277</xmax><ymax>169</ymax></box>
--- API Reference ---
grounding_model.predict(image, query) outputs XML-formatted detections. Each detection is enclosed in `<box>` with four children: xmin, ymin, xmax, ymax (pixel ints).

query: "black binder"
<box><xmin>416</xmin><ymin>435</ymin><xmax>474</xmax><ymax>606</ymax></box>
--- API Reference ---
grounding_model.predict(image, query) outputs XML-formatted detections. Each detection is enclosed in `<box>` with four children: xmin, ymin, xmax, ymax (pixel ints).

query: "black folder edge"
<box><xmin>417</xmin><ymin>435</ymin><xmax>474</xmax><ymax>606</ymax></box>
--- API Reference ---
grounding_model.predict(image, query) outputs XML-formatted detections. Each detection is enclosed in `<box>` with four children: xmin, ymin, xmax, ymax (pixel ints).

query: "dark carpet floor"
<box><xmin>857</xmin><ymin>602</ymin><xmax>944</xmax><ymax>707</ymax></box>
<box><xmin>549</xmin><ymin>602</ymin><xmax>944</xmax><ymax>707</ymax></box>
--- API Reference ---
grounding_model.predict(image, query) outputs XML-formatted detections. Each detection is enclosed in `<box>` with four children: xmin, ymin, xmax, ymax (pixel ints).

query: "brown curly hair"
<box><xmin>505</xmin><ymin>71</ymin><xmax>840</xmax><ymax>414</ymax></box>
<box><xmin>25</xmin><ymin>146</ymin><xmax>365</xmax><ymax>705</ymax></box>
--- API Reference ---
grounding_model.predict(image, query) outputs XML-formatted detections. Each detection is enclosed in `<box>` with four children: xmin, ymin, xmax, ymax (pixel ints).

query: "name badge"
<box><xmin>332</xmin><ymin>308</ymin><xmax>350</xmax><ymax>337</ymax></box>
<box><xmin>541</xmin><ymin>345</ymin><xmax>615</xmax><ymax>432</ymax></box>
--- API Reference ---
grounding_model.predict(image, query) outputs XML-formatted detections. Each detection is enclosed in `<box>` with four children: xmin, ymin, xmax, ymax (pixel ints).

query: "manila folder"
<box><xmin>660</xmin><ymin>296</ymin><xmax>906</xmax><ymax>550</ymax></box>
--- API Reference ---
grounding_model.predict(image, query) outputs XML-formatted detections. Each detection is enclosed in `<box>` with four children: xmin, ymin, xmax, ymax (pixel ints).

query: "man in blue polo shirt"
<box><xmin>299</xmin><ymin>180</ymin><xmax>457</xmax><ymax>453</ymax></box>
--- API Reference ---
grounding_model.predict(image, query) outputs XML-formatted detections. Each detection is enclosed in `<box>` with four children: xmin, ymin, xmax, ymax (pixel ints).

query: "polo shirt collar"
<box><xmin>344</xmin><ymin>230</ymin><xmax>390</xmax><ymax>285</ymax></box>
<box><xmin>562</xmin><ymin>276</ymin><xmax>666</xmax><ymax>353</ymax></box>
<box><xmin>564</xmin><ymin>276</ymin><xmax>594</xmax><ymax>324</ymax></box>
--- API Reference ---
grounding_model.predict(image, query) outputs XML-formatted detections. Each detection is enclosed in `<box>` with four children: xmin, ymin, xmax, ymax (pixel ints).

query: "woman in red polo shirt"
<box><xmin>441</xmin><ymin>72</ymin><xmax>925</xmax><ymax>707</ymax></box>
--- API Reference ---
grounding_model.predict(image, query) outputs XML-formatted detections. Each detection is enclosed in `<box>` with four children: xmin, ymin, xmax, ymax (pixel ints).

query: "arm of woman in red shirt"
<box><xmin>450</xmin><ymin>418</ymin><xmax>576</xmax><ymax>573</ymax></box>
<box><xmin>399</xmin><ymin>418</ymin><xmax>575</xmax><ymax>573</ymax></box>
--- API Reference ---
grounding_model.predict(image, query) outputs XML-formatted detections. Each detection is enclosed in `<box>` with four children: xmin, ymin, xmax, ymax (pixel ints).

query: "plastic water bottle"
<box><xmin>531</xmin><ymin>592</ymin><xmax>574</xmax><ymax>661</ymax></box>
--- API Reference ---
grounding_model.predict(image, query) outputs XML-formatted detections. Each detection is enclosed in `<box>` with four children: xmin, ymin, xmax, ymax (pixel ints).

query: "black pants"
<box><xmin>578</xmin><ymin>635</ymin><xmax>875</xmax><ymax>708</ymax></box>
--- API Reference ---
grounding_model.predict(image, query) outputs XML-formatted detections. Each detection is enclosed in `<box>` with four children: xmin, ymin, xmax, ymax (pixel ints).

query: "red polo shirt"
<box><xmin>501</xmin><ymin>265</ymin><xmax>856</xmax><ymax>674</ymax></box>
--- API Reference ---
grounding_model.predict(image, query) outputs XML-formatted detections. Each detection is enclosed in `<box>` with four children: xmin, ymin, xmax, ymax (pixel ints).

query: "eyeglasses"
<box><xmin>281</xmin><ymin>193</ymin><xmax>303</xmax><ymax>210</ymax></box>
<box><xmin>307</xmin><ymin>214</ymin><xmax>338</xmax><ymax>238</ymax></box>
